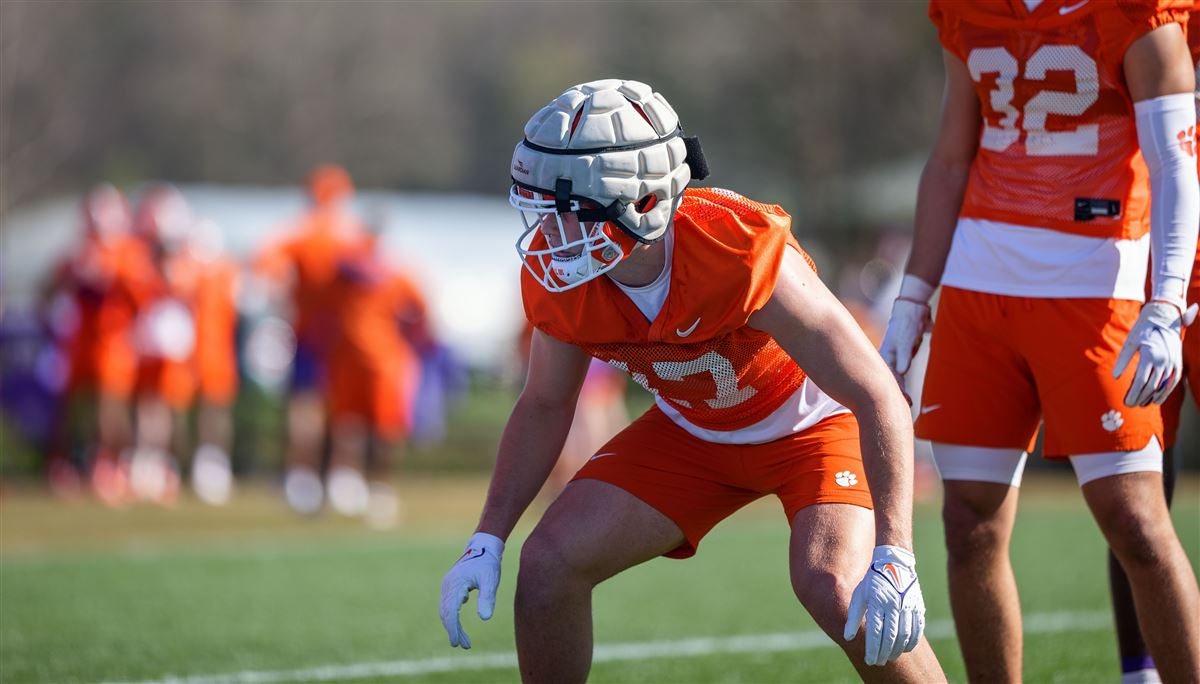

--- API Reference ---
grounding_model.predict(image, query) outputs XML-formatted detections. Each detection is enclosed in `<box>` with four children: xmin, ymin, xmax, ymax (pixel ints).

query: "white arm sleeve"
<box><xmin>1134</xmin><ymin>92</ymin><xmax>1199</xmax><ymax>310</ymax></box>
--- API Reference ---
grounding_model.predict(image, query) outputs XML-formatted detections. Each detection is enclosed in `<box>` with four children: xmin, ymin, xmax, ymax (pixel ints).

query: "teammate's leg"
<box><xmin>788</xmin><ymin>502</ymin><xmax>946</xmax><ymax>683</ymax></box>
<box><xmin>515</xmin><ymin>479</ymin><xmax>685</xmax><ymax>684</ymax></box>
<box><xmin>1078</xmin><ymin>460</ymin><xmax>1200</xmax><ymax>682</ymax></box>
<box><xmin>1107</xmin><ymin>442</ymin><xmax>1176</xmax><ymax>683</ymax></box>
<box><xmin>935</xmin><ymin>444</ymin><xmax>1027</xmax><ymax>684</ymax></box>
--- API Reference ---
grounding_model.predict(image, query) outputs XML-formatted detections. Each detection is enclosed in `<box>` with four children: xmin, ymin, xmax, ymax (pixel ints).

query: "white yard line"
<box><xmin>105</xmin><ymin>610</ymin><xmax>1111</xmax><ymax>684</ymax></box>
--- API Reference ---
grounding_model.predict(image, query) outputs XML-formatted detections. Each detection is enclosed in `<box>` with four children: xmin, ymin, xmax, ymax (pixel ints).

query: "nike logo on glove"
<box><xmin>457</xmin><ymin>548</ymin><xmax>486</xmax><ymax>563</ymax></box>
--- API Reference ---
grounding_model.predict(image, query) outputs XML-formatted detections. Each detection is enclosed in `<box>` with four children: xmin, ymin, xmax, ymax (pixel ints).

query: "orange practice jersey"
<box><xmin>254</xmin><ymin>207</ymin><xmax>369</xmax><ymax>350</ymax></box>
<box><xmin>330</xmin><ymin>252</ymin><xmax>426</xmax><ymax>373</ymax></box>
<box><xmin>930</xmin><ymin>0</ymin><xmax>1191</xmax><ymax>239</ymax></box>
<box><xmin>523</xmin><ymin>187</ymin><xmax>811</xmax><ymax>433</ymax></box>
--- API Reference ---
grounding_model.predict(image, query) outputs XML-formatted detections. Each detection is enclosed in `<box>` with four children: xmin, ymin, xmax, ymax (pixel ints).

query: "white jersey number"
<box><xmin>967</xmin><ymin>45</ymin><xmax>1099</xmax><ymax>156</ymax></box>
<box><xmin>609</xmin><ymin>352</ymin><xmax>758</xmax><ymax>410</ymax></box>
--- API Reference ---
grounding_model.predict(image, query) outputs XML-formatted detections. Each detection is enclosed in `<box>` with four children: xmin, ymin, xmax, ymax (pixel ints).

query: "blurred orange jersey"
<box><xmin>523</xmin><ymin>187</ymin><xmax>812</xmax><ymax>433</ymax></box>
<box><xmin>254</xmin><ymin>207</ymin><xmax>369</xmax><ymax>350</ymax></box>
<box><xmin>929</xmin><ymin>0</ymin><xmax>1191</xmax><ymax>239</ymax></box>
<box><xmin>194</xmin><ymin>259</ymin><xmax>240</xmax><ymax>405</ymax></box>
<box><xmin>327</xmin><ymin>252</ymin><xmax>425</xmax><ymax>437</ymax></box>
<box><xmin>134</xmin><ymin>250</ymin><xmax>205</xmax><ymax>409</ymax></box>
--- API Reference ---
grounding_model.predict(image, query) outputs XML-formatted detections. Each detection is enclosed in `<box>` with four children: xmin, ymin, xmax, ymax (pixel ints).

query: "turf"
<box><xmin>1</xmin><ymin>475</ymin><xmax>1197</xmax><ymax>684</ymax></box>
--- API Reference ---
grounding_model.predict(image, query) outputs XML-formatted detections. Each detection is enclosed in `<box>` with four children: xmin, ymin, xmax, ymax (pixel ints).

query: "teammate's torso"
<box><xmin>523</xmin><ymin>187</ymin><xmax>812</xmax><ymax>433</ymax></box>
<box><xmin>931</xmin><ymin>0</ymin><xmax>1189</xmax><ymax>239</ymax></box>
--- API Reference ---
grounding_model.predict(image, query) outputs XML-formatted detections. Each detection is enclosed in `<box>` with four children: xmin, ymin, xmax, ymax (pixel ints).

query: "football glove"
<box><xmin>1113</xmin><ymin>301</ymin><xmax>1198</xmax><ymax>407</ymax></box>
<box><xmin>880</xmin><ymin>275</ymin><xmax>935</xmax><ymax>389</ymax></box>
<box><xmin>844</xmin><ymin>545</ymin><xmax>926</xmax><ymax>666</ymax></box>
<box><xmin>439</xmin><ymin>532</ymin><xmax>504</xmax><ymax>649</ymax></box>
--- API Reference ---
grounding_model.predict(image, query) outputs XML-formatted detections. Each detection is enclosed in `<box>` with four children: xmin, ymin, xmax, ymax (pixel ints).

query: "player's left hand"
<box><xmin>1113</xmin><ymin>301</ymin><xmax>1198</xmax><ymax>407</ymax></box>
<box><xmin>843</xmin><ymin>545</ymin><xmax>926</xmax><ymax>667</ymax></box>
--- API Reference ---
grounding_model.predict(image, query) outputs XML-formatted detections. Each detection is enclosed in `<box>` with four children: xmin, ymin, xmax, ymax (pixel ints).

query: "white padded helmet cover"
<box><xmin>510</xmin><ymin>79</ymin><xmax>691</xmax><ymax>243</ymax></box>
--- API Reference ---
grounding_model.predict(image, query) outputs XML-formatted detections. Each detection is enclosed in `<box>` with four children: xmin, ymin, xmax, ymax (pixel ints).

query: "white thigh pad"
<box><xmin>931</xmin><ymin>443</ymin><xmax>1029</xmax><ymax>487</ymax></box>
<box><xmin>1068</xmin><ymin>436</ymin><xmax>1162</xmax><ymax>487</ymax></box>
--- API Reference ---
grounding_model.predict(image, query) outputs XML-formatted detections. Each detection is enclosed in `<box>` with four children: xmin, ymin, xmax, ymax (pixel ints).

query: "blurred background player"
<box><xmin>325</xmin><ymin>223</ymin><xmax>428</xmax><ymax>527</ymax></box>
<box><xmin>189</xmin><ymin>218</ymin><xmax>241</xmax><ymax>506</ymax></box>
<box><xmin>881</xmin><ymin>2</ymin><xmax>1199</xmax><ymax>682</ymax></box>
<box><xmin>1107</xmin><ymin>11</ymin><xmax>1200</xmax><ymax>684</ymax></box>
<box><xmin>46</xmin><ymin>184</ymin><xmax>153</xmax><ymax>504</ymax></box>
<box><xmin>128</xmin><ymin>185</ymin><xmax>201</xmax><ymax>505</ymax></box>
<box><xmin>254</xmin><ymin>164</ymin><xmax>370</xmax><ymax>514</ymax></box>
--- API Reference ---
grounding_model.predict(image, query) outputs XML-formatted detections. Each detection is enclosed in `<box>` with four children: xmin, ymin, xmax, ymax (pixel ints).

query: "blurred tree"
<box><xmin>1</xmin><ymin>0</ymin><xmax>941</xmax><ymax>230</ymax></box>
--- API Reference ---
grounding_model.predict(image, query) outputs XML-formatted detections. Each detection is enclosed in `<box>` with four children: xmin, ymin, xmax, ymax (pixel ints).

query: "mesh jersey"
<box><xmin>522</xmin><ymin>187</ymin><xmax>814</xmax><ymax>433</ymax></box>
<box><xmin>930</xmin><ymin>0</ymin><xmax>1191</xmax><ymax>239</ymax></box>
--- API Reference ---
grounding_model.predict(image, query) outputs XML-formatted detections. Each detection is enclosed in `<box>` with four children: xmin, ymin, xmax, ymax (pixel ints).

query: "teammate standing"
<box><xmin>880</xmin><ymin>2</ymin><xmax>1199</xmax><ymax>681</ymax></box>
<box><xmin>1108</xmin><ymin>9</ymin><xmax>1200</xmax><ymax>683</ymax></box>
<box><xmin>254</xmin><ymin>165</ymin><xmax>369</xmax><ymax>514</ymax></box>
<box><xmin>439</xmin><ymin>79</ymin><xmax>945</xmax><ymax>682</ymax></box>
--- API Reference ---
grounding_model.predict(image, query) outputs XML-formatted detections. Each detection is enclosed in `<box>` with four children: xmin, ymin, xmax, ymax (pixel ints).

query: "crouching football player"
<box><xmin>439</xmin><ymin>79</ymin><xmax>946</xmax><ymax>683</ymax></box>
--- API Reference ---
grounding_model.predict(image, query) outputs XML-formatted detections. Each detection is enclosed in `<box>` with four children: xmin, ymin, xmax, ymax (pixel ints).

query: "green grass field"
<box><xmin>1</xmin><ymin>474</ymin><xmax>1197</xmax><ymax>684</ymax></box>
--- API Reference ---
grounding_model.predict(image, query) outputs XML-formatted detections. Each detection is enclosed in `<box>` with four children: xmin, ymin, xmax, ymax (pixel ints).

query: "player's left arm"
<box><xmin>1115</xmin><ymin>22</ymin><xmax>1200</xmax><ymax>406</ymax></box>
<box><xmin>749</xmin><ymin>248</ymin><xmax>914</xmax><ymax>549</ymax></box>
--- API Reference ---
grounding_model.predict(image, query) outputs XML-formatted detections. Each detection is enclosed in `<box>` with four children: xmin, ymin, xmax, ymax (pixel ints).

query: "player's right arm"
<box><xmin>439</xmin><ymin>328</ymin><xmax>590</xmax><ymax>649</ymax></box>
<box><xmin>880</xmin><ymin>49</ymin><xmax>981</xmax><ymax>383</ymax></box>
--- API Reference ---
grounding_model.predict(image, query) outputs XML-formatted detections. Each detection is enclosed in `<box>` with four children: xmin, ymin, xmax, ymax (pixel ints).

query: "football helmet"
<box><xmin>307</xmin><ymin>164</ymin><xmax>354</xmax><ymax>207</ymax></box>
<box><xmin>510</xmin><ymin>79</ymin><xmax>707</xmax><ymax>292</ymax></box>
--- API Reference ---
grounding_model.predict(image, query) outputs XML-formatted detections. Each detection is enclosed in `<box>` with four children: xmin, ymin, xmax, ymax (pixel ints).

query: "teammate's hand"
<box><xmin>880</xmin><ymin>275</ymin><xmax>935</xmax><ymax>388</ymax></box>
<box><xmin>1113</xmin><ymin>301</ymin><xmax>1197</xmax><ymax>407</ymax></box>
<box><xmin>439</xmin><ymin>532</ymin><xmax>504</xmax><ymax>649</ymax></box>
<box><xmin>844</xmin><ymin>545</ymin><xmax>926</xmax><ymax>667</ymax></box>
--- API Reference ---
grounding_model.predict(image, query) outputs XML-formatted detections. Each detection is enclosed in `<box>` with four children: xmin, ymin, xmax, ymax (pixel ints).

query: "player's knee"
<box><xmin>942</xmin><ymin>495</ymin><xmax>1009</xmax><ymax>562</ymax></box>
<box><xmin>1096</xmin><ymin>508</ymin><xmax>1173</xmax><ymax>571</ymax></box>
<box><xmin>515</xmin><ymin>532</ymin><xmax>587</xmax><ymax>610</ymax></box>
<box><xmin>791</xmin><ymin>566</ymin><xmax>855</xmax><ymax>636</ymax></box>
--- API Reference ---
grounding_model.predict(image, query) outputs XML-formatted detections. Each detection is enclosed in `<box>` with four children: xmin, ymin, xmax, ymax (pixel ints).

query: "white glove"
<box><xmin>1113</xmin><ymin>301</ymin><xmax>1198</xmax><ymax>407</ymax></box>
<box><xmin>880</xmin><ymin>275</ymin><xmax>935</xmax><ymax>389</ymax></box>
<box><xmin>439</xmin><ymin>532</ymin><xmax>504</xmax><ymax>649</ymax></box>
<box><xmin>843</xmin><ymin>545</ymin><xmax>926</xmax><ymax>667</ymax></box>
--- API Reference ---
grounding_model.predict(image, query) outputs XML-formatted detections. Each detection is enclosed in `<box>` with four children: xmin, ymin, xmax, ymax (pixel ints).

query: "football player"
<box><xmin>1108</xmin><ymin>9</ymin><xmax>1200</xmax><ymax>683</ymax></box>
<box><xmin>880</xmin><ymin>2</ymin><xmax>1199</xmax><ymax>681</ymax></box>
<box><xmin>253</xmin><ymin>165</ymin><xmax>370</xmax><ymax>514</ymax></box>
<box><xmin>439</xmin><ymin>80</ymin><xmax>946</xmax><ymax>682</ymax></box>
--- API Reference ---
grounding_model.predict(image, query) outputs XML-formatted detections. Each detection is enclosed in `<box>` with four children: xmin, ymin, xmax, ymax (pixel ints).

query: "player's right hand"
<box><xmin>439</xmin><ymin>532</ymin><xmax>504</xmax><ymax>649</ymax></box>
<box><xmin>880</xmin><ymin>275</ymin><xmax>935</xmax><ymax>386</ymax></box>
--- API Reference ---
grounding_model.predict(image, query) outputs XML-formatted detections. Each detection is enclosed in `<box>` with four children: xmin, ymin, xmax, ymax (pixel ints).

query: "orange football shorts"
<box><xmin>136</xmin><ymin>358</ymin><xmax>196</xmax><ymax>410</ymax></box>
<box><xmin>327</xmin><ymin>360</ymin><xmax>412</xmax><ymax>441</ymax></box>
<box><xmin>916</xmin><ymin>287</ymin><xmax>1162</xmax><ymax>459</ymax></box>
<box><xmin>572</xmin><ymin>409</ymin><xmax>872</xmax><ymax>559</ymax></box>
<box><xmin>1162</xmin><ymin>320</ymin><xmax>1200</xmax><ymax>449</ymax></box>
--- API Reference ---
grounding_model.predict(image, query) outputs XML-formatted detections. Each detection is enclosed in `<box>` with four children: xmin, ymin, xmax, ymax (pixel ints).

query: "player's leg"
<box><xmin>516</xmin><ymin>407</ymin><xmax>756</xmax><ymax>683</ymax></box>
<box><xmin>1074</xmin><ymin>450</ymin><xmax>1200</xmax><ymax>683</ymax></box>
<box><xmin>514</xmin><ymin>478</ymin><xmax>685</xmax><ymax>684</ymax></box>
<box><xmin>935</xmin><ymin>445</ymin><xmax>1027</xmax><ymax>684</ymax></box>
<box><xmin>1107</xmin><ymin>407</ymin><xmax>1178</xmax><ymax>684</ymax></box>
<box><xmin>788</xmin><ymin>502</ymin><xmax>945</xmax><ymax>682</ymax></box>
<box><xmin>283</xmin><ymin>340</ymin><xmax>327</xmax><ymax>514</ymax></box>
<box><xmin>914</xmin><ymin>288</ymin><xmax>1041</xmax><ymax>684</ymax></box>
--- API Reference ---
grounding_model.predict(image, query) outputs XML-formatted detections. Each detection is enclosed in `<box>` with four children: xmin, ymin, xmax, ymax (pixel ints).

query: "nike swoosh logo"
<box><xmin>676</xmin><ymin>317</ymin><xmax>701</xmax><ymax>337</ymax></box>
<box><xmin>589</xmin><ymin>452</ymin><xmax>617</xmax><ymax>461</ymax></box>
<box><xmin>1059</xmin><ymin>0</ymin><xmax>1088</xmax><ymax>15</ymax></box>
<box><xmin>457</xmin><ymin>548</ymin><xmax>485</xmax><ymax>563</ymax></box>
<box><xmin>919</xmin><ymin>404</ymin><xmax>942</xmax><ymax>415</ymax></box>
